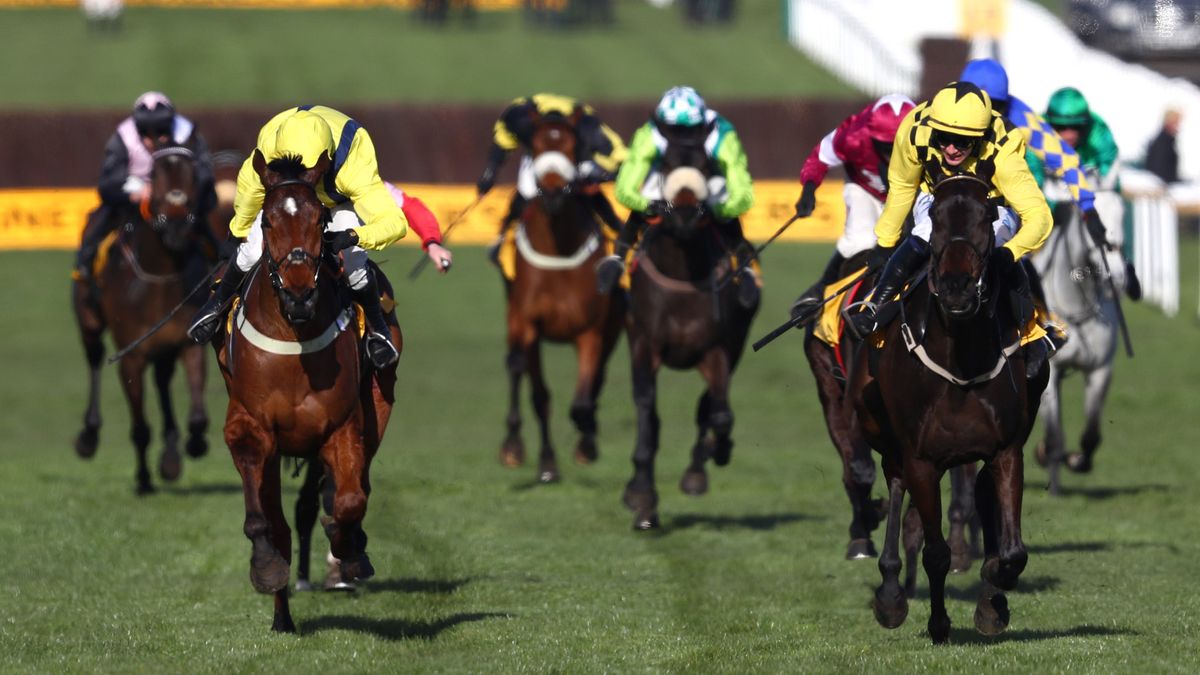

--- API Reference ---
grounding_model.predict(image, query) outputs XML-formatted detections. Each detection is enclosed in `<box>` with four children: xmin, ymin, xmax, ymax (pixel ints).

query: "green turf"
<box><xmin>1</xmin><ymin>242</ymin><xmax>1198</xmax><ymax>672</ymax></box>
<box><xmin>0</xmin><ymin>3</ymin><xmax>857</xmax><ymax>110</ymax></box>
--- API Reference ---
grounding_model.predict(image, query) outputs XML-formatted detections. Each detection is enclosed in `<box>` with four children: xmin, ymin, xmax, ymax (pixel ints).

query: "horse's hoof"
<box><xmin>538</xmin><ymin>466</ymin><xmax>560</xmax><ymax>484</ymax></box>
<box><xmin>1034</xmin><ymin>441</ymin><xmax>1049</xmax><ymax>468</ymax></box>
<box><xmin>633</xmin><ymin>510</ymin><xmax>660</xmax><ymax>531</ymax></box>
<box><xmin>872</xmin><ymin>586</ymin><xmax>909</xmax><ymax>629</ymax></box>
<box><xmin>622</xmin><ymin>483</ymin><xmax>657</xmax><ymax>512</ymax></box>
<box><xmin>1066</xmin><ymin>452</ymin><xmax>1093</xmax><ymax>474</ymax></box>
<box><xmin>974</xmin><ymin>583</ymin><xmax>1010</xmax><ymax>636</ymax></box>
<box><xmin>185</xmin><ymin>434</ymin><xmax>208</xmax><ymax>459</ymax></box>
<box><xmin>74</xmin><ymin>428</ymin><xmax>99</xmax><ymax>459</ymax></box>
<box><xmin>135</xmin><ymin>482</ymin><xmax>156</xmax><ymax>497</ymax></box>
<box><xmin>250</xmin><ymin>546</ymin><xmax>290</xmax><ymax>594</ymax></box>
<box><xmin>846</xmin><ymin>539</ymin><xmax>877</xmax><ymax>560</ymax></box>
<box><xmin>574</xmin><ymin>437</ymin><xmax>598</xmax><ymax>465</ymax></box>
<box><xmin>271</xmin><ymin>611</ymin><xmax>297</xmax><ymax>634</ymax></box>
<box><xmin>679</xmin><ymin>469</ymin><xmax>708</xmax><ymax>496</ymax></box>
<box><xmin>950</xmin><ymin>537</ymin><xmax>973</xmax><ymax>573</ymax></box>
<box><xmin>711</xmin><ymin>439</ymin><xmax>733</xmax><ymax>467</ymax></box>
<box><xmin>499</xmin><ymin>438</ymin><xmax>525</xmax><ymax>468</ymax></box>
<box><xmin>159</xmin><ymin>447</ymin><xmax>182</xmax><ymax>482</ymax></box>
<box><xmin>294</xmin><ymin>579</ymin><xmax>315</xmax><ymax>592</ymax></box>
<box><xmin>928</xmin><ymin>613</ymin><xmax>952</xmax><ymax>644</ymax></box>
<box><xmin>340</xmin><ymin>553</ymin><xmax>375</xmax><ymax>583</ymax></box>
<box><xmin>322</xmin><ymin>564</ymin><xmax>356</xmax><ymax>592</ymax></box>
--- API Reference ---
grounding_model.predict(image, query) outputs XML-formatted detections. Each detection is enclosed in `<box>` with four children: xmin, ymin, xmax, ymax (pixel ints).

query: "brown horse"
<box><xmin>622</xmin><ymin>145</ymin><xmax>760</xmax><ymax>530</ymax></box>
<box><xmin>211</xmin><ymin>151</ymin><xmax>400</xmax><ymax>632</ymax></box>
<box><xmin>846</xmin><ymin>174</ymin><xmax>1048</xmax><ymax>643</ymax></box>
<box><xmin>73</xmin><ymin>146</ymin><xmax>212</xmax><ymax>494</ymax></box>
<box><xmin>499</xmin><ymin>112</ymin><xmax>625</xmax><ymax>482</ymax></box>
<box><xmin>803</xmin><ymin>253</ymin><xmax>981</xmax><ymax>570</ymax></box>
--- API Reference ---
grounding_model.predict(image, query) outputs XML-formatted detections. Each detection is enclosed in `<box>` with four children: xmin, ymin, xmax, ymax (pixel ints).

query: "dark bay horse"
<box><xmin>211</xmin><ymin>151</ymin><xmax>400</xmax><ymax>631</ymax></box>
<box><xmin>846</xmin><ymin>174</ymin><xmax>1048</xmax><ymax>643</ymax></box>
<box><xmin>73</xmin><ymin>146</ymin><xmax>211</xmax><ymax>494</ymax></box>
<box><xmin>804</xmin><ymin>254</ymin><xmax>981</xmax><ymax>569</ymax></box>
<box><xmin>622</xmin><ymin>148</ymin><xmax>760</xmax><ymax>530</ymax></box>
<box><xmin>500</xmin><ymin>112</ymin><xmax>625</xmax><ymax>483</ymax></box>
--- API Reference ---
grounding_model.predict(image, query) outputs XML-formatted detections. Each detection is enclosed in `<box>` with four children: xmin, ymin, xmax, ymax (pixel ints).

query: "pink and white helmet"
<box><xmin>866</xmin><ymin>94</ymin><xmax>915</xmax><ymax>143</ymax></box>
<box><xmin>132</xmin><ymin>91</ymin><xmax>176</xmax><ymax>137</ymax></box>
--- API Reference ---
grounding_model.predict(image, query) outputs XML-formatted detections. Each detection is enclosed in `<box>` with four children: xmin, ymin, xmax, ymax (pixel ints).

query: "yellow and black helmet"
<box><xmin>273</xmin><ymin>110</ymin><xmax>335</xmax><ymax>167</ymax></box>
<box><xmin>925</xmin><ymin>81</ymin><xmax>993</xmax><ymax>137</ymax></box>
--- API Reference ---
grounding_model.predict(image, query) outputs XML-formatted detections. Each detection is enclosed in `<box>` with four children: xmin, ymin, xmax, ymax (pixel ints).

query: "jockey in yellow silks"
<box><xmin>187</xmin><ymin>105</ymin><xmax>407</xmax><ymax>368</ymax></box>
<box><xmin>847</xmin><ymin>82</ymin><xmax>1056</xmax><ymax>379</ymax></box>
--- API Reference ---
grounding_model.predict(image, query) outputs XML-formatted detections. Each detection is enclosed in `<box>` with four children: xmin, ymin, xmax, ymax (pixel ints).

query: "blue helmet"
<box><xmin>960</xmin><ymin>59</ymin><xmax>1009</xmax><ymax>104</ymax></box>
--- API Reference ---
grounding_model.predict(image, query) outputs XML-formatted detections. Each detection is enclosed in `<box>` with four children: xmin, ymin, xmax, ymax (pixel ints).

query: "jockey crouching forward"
<box><xmin>847</xmin><ymin>82</ymin><xmax>1055</xmax><ymax>379</ymax></box>
<box><xmin>475</xmin><ymin>93</ymin><xmax>628</xmax><ymax>263</ymax></box>
<box><xmin>598</xmin><ymin>86</ymin><xmax>758</xmax><ymax>308</ymax></box>
<box><xmin>187</xmin><ymin>106</ymin><xmax>407</xmax><ymax>369</ymax></box>
<box><xmin>789</xmin><ymin>94</ymin><xmax>915</xmax><ymax>318</ymax></box>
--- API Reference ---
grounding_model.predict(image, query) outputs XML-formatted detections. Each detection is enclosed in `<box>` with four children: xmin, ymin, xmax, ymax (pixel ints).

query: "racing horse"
<box><xmin>1031</xmin><ymin>203</ymin><xmax>1121</xmax><ymax>494</ymax></box>
<box><xmin>846</xmin><ymin>173</ymin><xmax>1048</xmax><ymax>643</ymax></box>
<box><xmin>212</xmin><ymin>150</ymin><xmax>400</xmax><ymax>631</ymax></box>
<box><xmin>72</xmin><ymin>145</ymin><xmax>212</xmax><ymax>494</ymax></box>
<box><xmin>621</xmin><ymin>135</ymin><xmax>760</xmax><ymax>530</ymax></box>
<box><xmin>499</xmin><ymin>110</ymin><xmax>625</xmax><ymax>482</ymax></box>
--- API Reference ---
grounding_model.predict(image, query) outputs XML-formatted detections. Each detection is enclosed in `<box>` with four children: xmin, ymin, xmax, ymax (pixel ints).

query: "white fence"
<box><xmin>1130</xmin><ymin>196</ymin><xmax>1180</xmax><ymax>317</ymax></box>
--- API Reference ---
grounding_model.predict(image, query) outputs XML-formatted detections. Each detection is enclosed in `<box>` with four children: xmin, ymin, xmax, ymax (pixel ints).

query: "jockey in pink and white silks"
<box><xmin>790</xmin><ymin>94</ymin><xmax>915</xmax><ymax>316</ymax></box>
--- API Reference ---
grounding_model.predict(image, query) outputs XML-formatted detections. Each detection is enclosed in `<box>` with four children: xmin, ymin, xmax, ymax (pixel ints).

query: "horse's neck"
<box><xmin>645</xmin><ymin>228</ymin><xmax>720</xmax><ymax>282</ymax></box>
<box><xmin>526</xmin><ymin>199</ymin><xmax>593</xmax><ymax>254</ymax></box>
<box><xmin>910</xmin><ymin>284</ymin><xmax>1010</xmax><ymax>374</ymax></box>
<box><xmin>1044</xmin><ymin>216</ymin><xmax>1109</xmax><ymax>309</ymax></box>
<box><xmin>127</xmin><ymin>222</ymin><xmax>179</xmax><ymax>276</ymax></box>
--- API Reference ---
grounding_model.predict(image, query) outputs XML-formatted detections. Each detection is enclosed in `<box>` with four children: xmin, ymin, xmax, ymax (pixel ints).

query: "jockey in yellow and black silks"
<box><xmin>475</xmin><ymin>93</ymin><xmax>628</xmax><ymax>264</ymax></box>
<box><xmin>847</xmin><ymin>82</ymin><xmax>1056</xmax><ymax>378</ymax></box>
<box><xmin>187</xmin><ymin>105</ymin><xmax>407</xmax><ymax>369</ymax></box>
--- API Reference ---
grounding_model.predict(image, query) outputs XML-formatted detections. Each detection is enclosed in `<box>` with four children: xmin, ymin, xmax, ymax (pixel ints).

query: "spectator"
<box><xmin>1145</xmin><ymin>108</ymin><xmax>1181</xmax><ymax>184</ymax></box>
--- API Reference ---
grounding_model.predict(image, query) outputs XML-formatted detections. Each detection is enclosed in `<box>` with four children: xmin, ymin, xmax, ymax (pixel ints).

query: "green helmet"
<box><xmin>1045</xmin><ymin>87</ymin><xmax>1092</xmax><ymax>128</ymax></box>
<box><xmin>655</xmin><ymin>86</ymin><xmax>707</xmax><ymax>127</ymax></box>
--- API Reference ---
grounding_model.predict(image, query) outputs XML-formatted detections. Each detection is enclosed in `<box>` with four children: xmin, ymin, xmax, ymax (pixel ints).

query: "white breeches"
<box><xmin>838</xmin><ymin>182</ymin><xmax>882</xmax><ymax>258</ymax></box>
<box><xmin>235</xmin><ymin>204</ymin><xmax>370</xmax><ymax>290</ymax></box>
<box><xmin>910</xmin><ymin>191</ymin><xmax>1018</xmax><ymax>249</ymax></box>
<box><xmin>640</xmin><ymin>170</ymin><xmax>729</xmax><ymax>211</ymax></box>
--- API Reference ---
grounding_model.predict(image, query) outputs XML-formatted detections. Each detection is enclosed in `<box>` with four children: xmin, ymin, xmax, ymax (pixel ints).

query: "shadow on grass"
<box><xmin>910</xmin><ymin>575</ymin><xmax>1062</xmax><ymax>601</ymax></box>
<box><xmin>1026</xmin><ymin>541</ymin><xmax>1110</xmax><ymax>555</ymax></box>
<box><xmin>1055</xmin><ymin>483</ymin><xmax>1171</xmax><ymax>500</ymax></box>
<box><xmin>367</xmin><ymin>577</ymin><xmax>472</xmax><ymax>594</ymax></box>
<box><xmin>160</xmin><ymin>482</ymin><xmax>243</xmax><ymax>496</ymax></box>
<box><xmin>299</xmin><ymin>611</ymin><xmax>512</xmax><ymax>640</ymax></box>
<box><xmin>948</xmin><ymin>624</ymin><xmax>1137</xmax><ymax>644</ymax></box>
<box><xmin>668</xmin><ymin>512</ymin><xmax>816</xmax><ymax>532</ymax></box>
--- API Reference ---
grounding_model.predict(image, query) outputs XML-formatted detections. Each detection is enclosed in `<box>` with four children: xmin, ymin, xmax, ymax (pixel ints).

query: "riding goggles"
<box><xmin>931</xmin><ymin>131</ymin><xmax>978</xmax><ymax>152</ymax></box>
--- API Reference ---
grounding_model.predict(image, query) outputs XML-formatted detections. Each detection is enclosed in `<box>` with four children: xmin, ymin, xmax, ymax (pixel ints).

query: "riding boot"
<box><xmin>1024</xmin><ymin>259</ymin><xmax>1068</xmax><ymax>351</ymax></box>
<box><xmin>587</xmin><ymin>191</ymin><xmax>625</xmax><ymax>239</ymax></box>
<box><xmin>847</xmin><ymin>237</ymin><xmax>929</xmax><ymax>338</ymax></box>
<box><xmin>720</xmin><ymin>219</ymin><xmax>759</xmax><ymax>310</ymax></box>
<box><xmin>487</xmin><ymin>193</ymin><xmax>528</xmax><ymax>268</ymax></box>
<box><xmin>1123</xmin><ymin>257</ymin><xmax>1142</xmax><ymax>301</ymax></box>
<box><xmin>187</xmin><ymin>263</ymin><xmax>248</xmax><ymax>344</ymax></box>
<box><xmin>791</xmin><ymin>250</ymin><xmax>846</xmax><ymax>320</ymax></box>
<box><xmin>1006</xmin><ymin>258</ymin><xmax>1053</xmax><ymax>379</ymax></box>
<box><xmin>596</xmin><ymin>214</ymin><xmax>643</xmax><ymax>295</ymax></box>
<box><xmin>350</xmin><ymin>270</ymin><xmax>399</xmax><ymax>369</ymax></box>
<box><xmin>74</xmin><ymin>204</ymin><xmax>117</xmax><ymax>282</ymax></box>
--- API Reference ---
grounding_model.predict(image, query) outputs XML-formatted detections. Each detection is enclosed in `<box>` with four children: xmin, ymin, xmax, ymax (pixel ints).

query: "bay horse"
<box><xmin>846</xmin><ymin>174</ymin><xmax>1048</xmax><ymax>643</ymax></box>
<box><xmin>804</xmin><ymin>254</ymin><xmax>981</xmax><ymax>572</ymax></box>
<box><xmin>73</xmin><ymin>146</ymin><xmax>212</xmax><ymax>494</ymax></box>
<box><xmin>211</xmin><ymin>151</ymin><xmax>400</xmax><ymax>631</ymax></box>
<box><xmin>1031</xmin><ymin>203</ymin><xmax>1120</xmax><ymax>494</ymax></box>
<box><xmin>499</xmin><ymin>111</ymin><xmax>625</xmax><ymax>483</ymax></box>
<box><xmin>622</xmin><ymin>141</ymin><xmax>760</xmax><ymax>530</ymax></box>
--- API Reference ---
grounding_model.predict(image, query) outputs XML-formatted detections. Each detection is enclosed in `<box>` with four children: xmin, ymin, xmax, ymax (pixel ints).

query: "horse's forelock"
<box><xmin>266</xmin><ymin>154</ymin><xmax>309</xmax><ymax>181</ymax></box>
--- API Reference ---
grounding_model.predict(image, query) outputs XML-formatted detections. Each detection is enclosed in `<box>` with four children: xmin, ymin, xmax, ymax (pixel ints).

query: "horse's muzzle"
<box><xmin>935</xmin><ymin>275</ymin><xmax>982</xmax><ymax>318</ymax></box>
<box><xmin>280</xmin><ymin>287</ymin><xmax>318</xmax><ymax>323</ymax></box>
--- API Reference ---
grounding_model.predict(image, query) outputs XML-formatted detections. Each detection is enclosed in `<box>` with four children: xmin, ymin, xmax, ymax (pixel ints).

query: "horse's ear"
<box><xmin>569</xmin><ymin>107</ymin><xmax>583</xmax><ymax>127</ymax></box>
<box><xmin>529</xmin><ymin>108</ymin><xmax>541</xmax><ymax>125</ymax></box>
<box><xmin>252</xmin><ymin>149</ymin><xmax>268</xmax><ymax>181</ymax></box>
<box><xmin>304</xmin><ymin>153</ymin><xmax>331</xmax><ymax>185</ymax></box>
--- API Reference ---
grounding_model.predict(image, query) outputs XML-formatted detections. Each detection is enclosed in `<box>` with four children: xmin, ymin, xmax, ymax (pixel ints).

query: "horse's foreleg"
<box><xmin>625</xmin><ymin>337</ymin><xmax>661</xmax><ymax>530</ymax></box>
<box><xmin>526</xmin><ymin>338</ymin><xmax>559</xmax><ymax>483</ymax></box>
<box><xmin>118</xmin><ymin>356</ymin><xmax>153</xmax><ymax>495</ymax></box>
<box><xmin>500</xmin><ymin>328</ymin><xmax>526</xmax><ymax>468</ymax></box>
<box><xmin>680</xmin><ymin>391</ymin><xmax>712</xmax><ymax>497</ymax></box>
<box><xmin>321</xmin><ymin>423</ymin><xmax>374</xmax><ymax>583</ymax></box>
<box><xmin>1071</xmin><ymin>365</ymin><xmax>1113</xmax><ymax>474</ymax></box>
<box><xmin>181</xmin><ymin>343</ymin><xmax>209</xmax><ymax>459</ymax></box>
<box><xmin>294</xmin><ymin>460</ymin><xmax>323</xmax><ymax>591</ymax></box>
<box><xmin>901</xmin><ymin>499</ymin><xmax>923</xmax><ymax>598</ymax></box>
<box><xmin>1037</xmin><ymin>363</ymin><xmax>1066</xmax><ymax>494</ymax></box>
<box><xmin>74</xmin><ymin>314</ymin><xmax>106</xmax><ymax>460</ymax></box>
<box><xmin>973</xmin><ymin>445</ymin><xmax>1026</xmax><ymax>637</ymax></box>
<box><xmin>905</xmin><ymin>459</ymin><xmax>952</xmax><ymax>644</ymax></box>
<box><xmin>873</xmin><ymin>460</ymin><xmax>908</xmax><ymax>630</ymax></box>
<box><xmin>696</xmin><ymin>347</ymin><xmax>734</xmax><ymax>467</ymax></box>
<box><xmin>226</xmin><ymin>413</ymin><xmax>289</xmax><ymax>595</ymax></box>
<box><xmin>260</xmin><ymin>455</ymin><xmax>294</xmax><ymax>633</ymax></box>
<box><xmin>948</xmin><ymin>463</ymin><xmax>977</xmax><ymax>573</ymax></box>
<box><xmin>570</xmin><ymin>330</ymin><xmax>604</xmax><ymax>465</ymax></box>
<box><xmin>152</xmin><ymin>356</ymin><xmax>182</xmax><ymax>483</ymax></box>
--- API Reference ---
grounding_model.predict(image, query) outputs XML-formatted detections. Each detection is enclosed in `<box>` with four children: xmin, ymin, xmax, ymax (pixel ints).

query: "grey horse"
<box><xmin>1030</xmin><ymin>202</ymin><xmax>1127</xmax><ymax>495</ymax></box>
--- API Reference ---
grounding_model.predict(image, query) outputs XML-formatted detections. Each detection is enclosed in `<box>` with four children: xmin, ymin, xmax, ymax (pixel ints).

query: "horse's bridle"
<box><xmin>260</xmin><ymin>178</ymin><xmax>327</xmax><ymax>294</ymax></box>
<box><xmin>928</xmin><ymin>174</ymin><xmax>995</xmax><ymax>306</ymax></box>
<box><xmin>148</xmin><ymin>146</ymin><xmax>199</xmax><ymax>233</ymax></box>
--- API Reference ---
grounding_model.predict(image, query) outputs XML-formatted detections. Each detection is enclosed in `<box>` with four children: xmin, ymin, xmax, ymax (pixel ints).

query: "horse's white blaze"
<box><xmin>663</xmin><ymin>167</ymin><xmax>709</xmax><ymax>203</ymax></box>
<box><xmin>531</xmin><ymin>151</ymin><xmax>576</xmax><ymax>183</ymax></box>
<box><xmin>284</xmin><ymin>197</ymin><xmax>298</xmax><ymax>215</ymax></box>
<box><xmin>165</xmin><ymin>189</ymin><xmax>187</xmax><ymax>206</ymax></box>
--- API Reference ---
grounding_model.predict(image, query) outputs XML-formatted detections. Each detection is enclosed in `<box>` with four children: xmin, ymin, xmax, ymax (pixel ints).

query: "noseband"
<box><xmin>260</xmin><ymin>178</ymin><xmax>327</xmax><ymax>294</ymax></box>
<box><xmin>929</xmin><ymin>175</ymin><xmax>994</xmax><ymax>305</ymax></box>
<box><xmin>149</xmin><ymin>146</ymin><xmax>199</xmax><ymax>234</ymax></box>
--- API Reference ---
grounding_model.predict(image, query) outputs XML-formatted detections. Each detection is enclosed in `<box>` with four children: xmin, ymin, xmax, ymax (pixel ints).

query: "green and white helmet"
<box><xmin>655</xmin><ymin>86</ymin><xmax>707</xmax><ymax>127</ymax></box>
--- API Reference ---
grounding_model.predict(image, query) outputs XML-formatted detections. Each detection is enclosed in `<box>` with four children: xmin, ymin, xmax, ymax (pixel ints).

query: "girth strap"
<box><xmin>900</xmin><ymin>322</ymin><xmax>1021</xmax><ymax>386</ymax></box>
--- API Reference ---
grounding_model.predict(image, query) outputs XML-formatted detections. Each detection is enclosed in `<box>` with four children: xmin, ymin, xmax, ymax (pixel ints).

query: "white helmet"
<box><xmin>655</xmin><ymin>86</ymin><xmax>707</xmax><ymax>127</ymax></box>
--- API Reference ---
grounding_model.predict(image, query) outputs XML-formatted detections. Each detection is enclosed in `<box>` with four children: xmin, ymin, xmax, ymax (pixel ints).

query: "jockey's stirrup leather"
<box><xmin>187</xmin><ymin>264</ymin><xmax>247</xmax><ymax>344</ymax></box>
<box><xmin>352</xmin><ymin>276</ymin><xmax>399</xmax><ymax>369</ymax></box>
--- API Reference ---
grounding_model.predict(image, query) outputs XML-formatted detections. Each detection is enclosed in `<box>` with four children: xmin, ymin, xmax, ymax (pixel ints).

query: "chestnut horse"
<box><xmin>73</xmin><ymin>146</ymin><xmax>212</xmax><ymax>494</ymax></box>
<box><xmin>621</xmin><ymin>143</ymin><xmax>760</xmax><ymax>530</ymax></box>
<box><xmin>846</xmin><ymin>174</ymin><xmax>1047</xmax><ymax>643</ymax></box>
<box><xmin>211</xmin><ymin>151</ymin><xmax>399</xmax><ymax>631</ymax></box>
<box><xmin>499</xmin><ymin>112</ymin><xmax>625</xmax><ymax>482</ymax></box>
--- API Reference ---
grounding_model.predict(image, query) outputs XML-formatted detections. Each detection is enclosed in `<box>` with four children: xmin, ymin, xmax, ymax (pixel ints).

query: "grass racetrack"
<box><xmin>1</xmin><ymin>242</ymin><xmax>1198</xmax><ymax>672</ymax></box>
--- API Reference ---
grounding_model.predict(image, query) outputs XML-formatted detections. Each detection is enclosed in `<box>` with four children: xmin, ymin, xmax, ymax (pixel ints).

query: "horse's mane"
<box><xmin>266</xmin><ymin>154</ymin><xmax>308</xmax><ymax>181</ymax></box>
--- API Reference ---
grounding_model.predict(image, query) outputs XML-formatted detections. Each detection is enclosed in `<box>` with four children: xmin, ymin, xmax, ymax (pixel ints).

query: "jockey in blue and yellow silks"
<box><xmin>188</xmin><ymin>105</ymin><xmax>408</xmax><ymax>368</ymax></box>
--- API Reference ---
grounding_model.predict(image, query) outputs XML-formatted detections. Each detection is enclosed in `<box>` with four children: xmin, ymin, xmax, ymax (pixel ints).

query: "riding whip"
<box><xmin>719</xmin><ymin>212</ymin><xmax>802</xmax><ymax>290</ymax></box>
<box><xmin>752</xmin><ymin>266</ymin><xmax>870</xmax><ymax>352</ymax></box>
<box><xmin>407</xmin><ymin>194</ymin><xmax>485</xmax><ymax>280</ymax></box>
<box><xmin>106</xmin><ymin>264</ymin><xmax>221</xmax><ymax>364</ymax></box>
